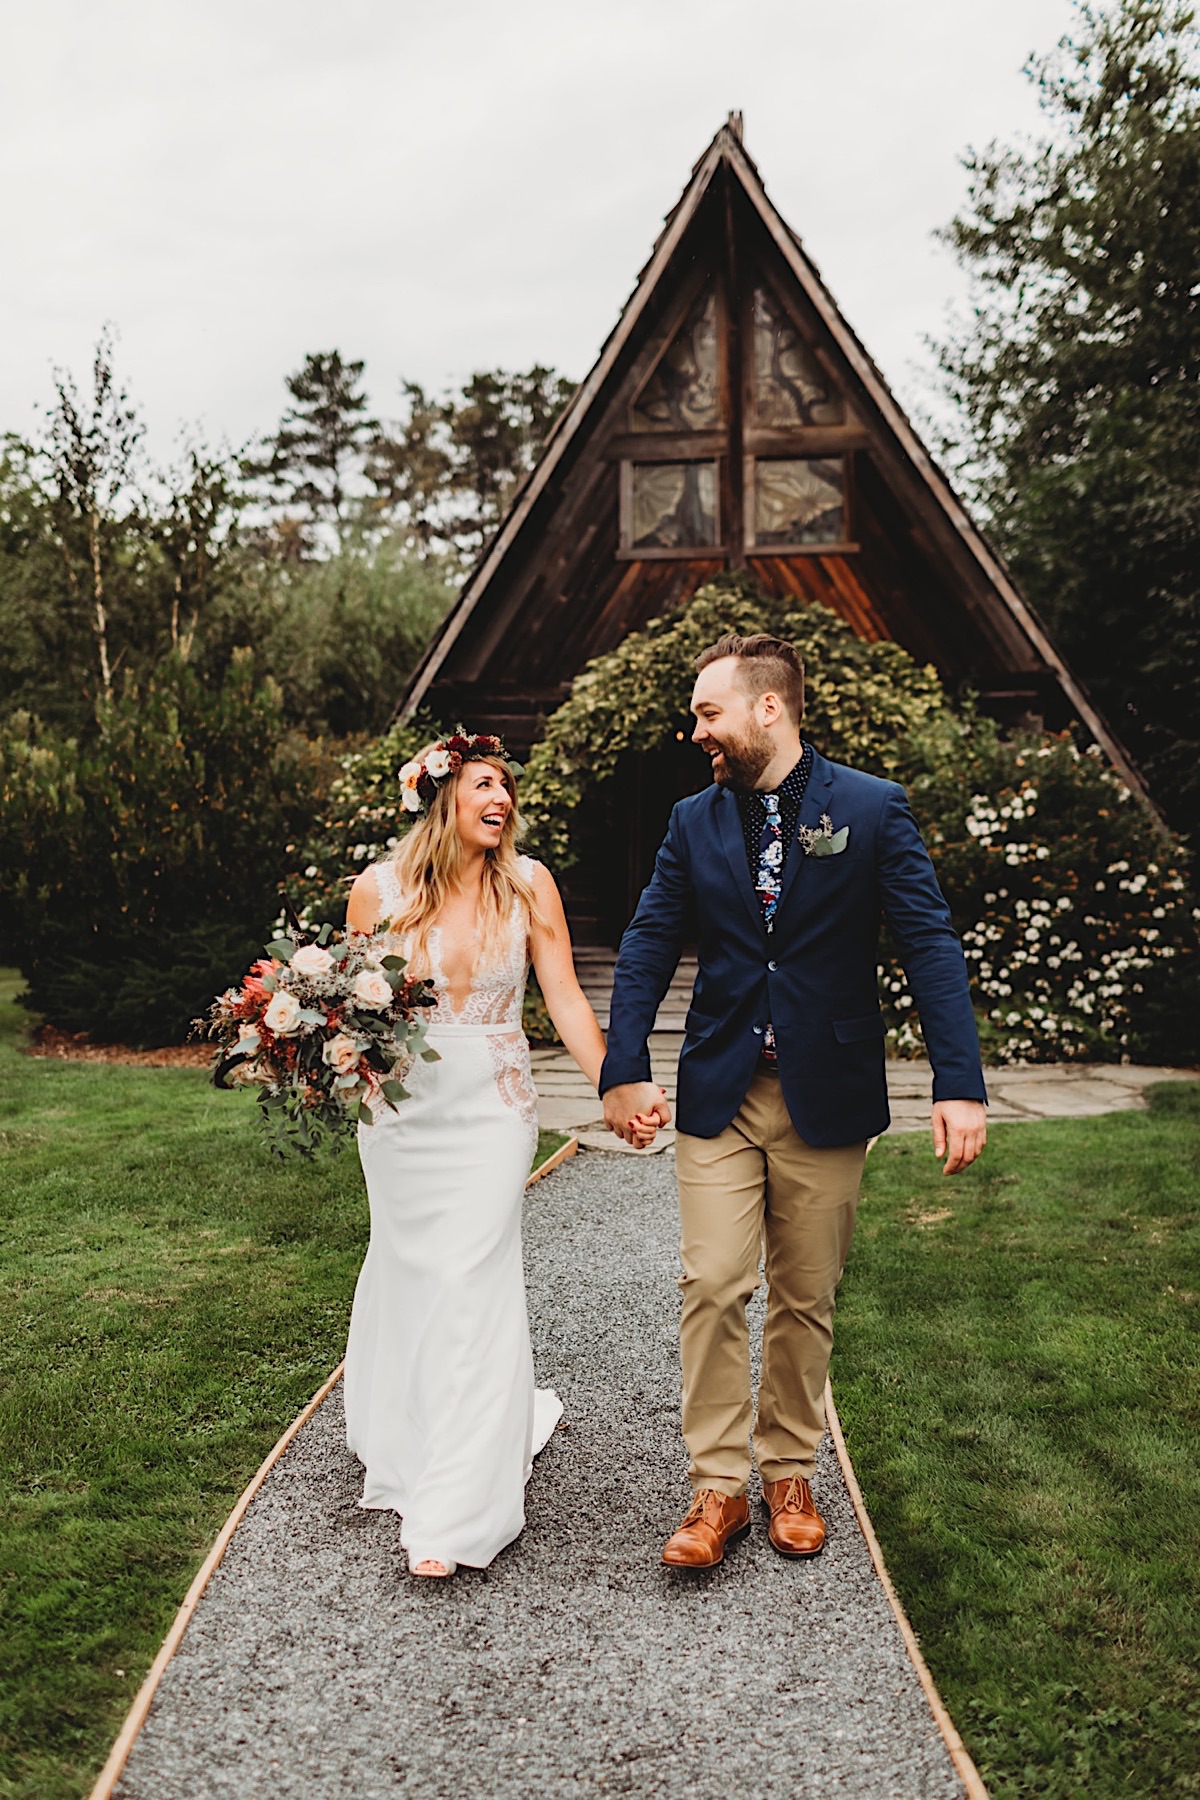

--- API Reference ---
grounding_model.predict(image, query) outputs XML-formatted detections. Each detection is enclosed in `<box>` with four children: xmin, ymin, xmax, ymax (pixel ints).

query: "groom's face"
<box><xmin>690</xmin><ymin>658</ymin><xmax>773</xmax><ymax>789</ymax></box>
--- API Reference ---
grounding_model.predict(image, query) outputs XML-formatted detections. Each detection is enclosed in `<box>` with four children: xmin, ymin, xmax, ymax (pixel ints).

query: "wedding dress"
<box><xmin>343</xmin><ymin>854</ymin><xmax>563</xmax><ymax>1571</ymax></box>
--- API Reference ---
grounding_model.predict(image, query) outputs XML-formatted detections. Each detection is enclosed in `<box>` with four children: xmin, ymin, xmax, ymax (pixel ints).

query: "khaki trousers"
<box><xmin>674</xmin><ymin>1067</ymin><xmax>866</xmax><ymax>1495</ymax></box>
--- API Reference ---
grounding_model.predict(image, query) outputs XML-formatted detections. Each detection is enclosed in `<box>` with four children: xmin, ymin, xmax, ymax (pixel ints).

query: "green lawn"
<box><xmin>836</xmin><ymin>1084</ymin><xmax>1200</xmax><ymax>1800</ymax></box>
<box><xmin>0</xmin><ymin>971</ymin><xmax>564</xmax><ymax>1800</ymax></box>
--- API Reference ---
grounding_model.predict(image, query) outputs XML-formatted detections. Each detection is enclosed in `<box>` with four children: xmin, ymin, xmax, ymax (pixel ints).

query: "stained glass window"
<box><xmin>630</xmin><ymin>462</ymin><xmax>719</xmax><ymax>549</ymax></box>
<box><xmin>753</xmin><ymin>458</ymin><xmax>845</xmax><ymax>546</ymax></box>
<box><xmin>752</xmin><ymin>288</ymin><xmax>843</xmax><ymax>427</ymax></box>
<box><xmin>631</xmin><ymin>288</ymin><xmax>720</xmax><ymax>432</ymax></box>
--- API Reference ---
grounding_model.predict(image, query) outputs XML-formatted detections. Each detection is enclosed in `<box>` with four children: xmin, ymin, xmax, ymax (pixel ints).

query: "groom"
<box><xmin>600</xmin><ymin>634</ymin><xmax>987</xmax><ymax>1569</ymax></box>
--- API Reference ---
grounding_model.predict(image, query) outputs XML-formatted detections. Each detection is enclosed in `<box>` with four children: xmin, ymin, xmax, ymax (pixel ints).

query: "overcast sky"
<box><xmin>1</xmin><ymin>0</ymin><xmax>1078</xmax><ymax>465</ymax></box>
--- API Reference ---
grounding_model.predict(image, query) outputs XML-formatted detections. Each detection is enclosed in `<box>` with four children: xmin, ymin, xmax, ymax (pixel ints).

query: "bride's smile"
<box><xmin>458</xmin><ymin>766</ymin><xmax>513</xmax><ymax>851</ymax></box>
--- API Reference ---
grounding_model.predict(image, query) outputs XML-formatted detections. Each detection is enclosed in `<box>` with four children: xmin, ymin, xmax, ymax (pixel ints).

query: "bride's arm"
<box><xmin>345</xmin><ymin>867</ymin><xmax>380</xmax><ymax>934</ymax></box>
<box><xmin>526</xmin><ymin>863</ymin><xmax>609</xmax><ymax>1093</ymax></box>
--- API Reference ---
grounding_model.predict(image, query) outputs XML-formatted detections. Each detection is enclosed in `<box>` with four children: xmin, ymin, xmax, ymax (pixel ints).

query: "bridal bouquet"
<box><xmin>199</xmin><ymin>925</ymin><xmax>440</xmax><ymax>1159</ymax></box>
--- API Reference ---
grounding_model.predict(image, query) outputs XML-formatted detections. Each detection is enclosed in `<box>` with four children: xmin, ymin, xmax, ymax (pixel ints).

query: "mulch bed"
<box><xmin>24</xmin><ymin>1025</ymin><xmax>212</xmax><ymax>1069</ymax></box>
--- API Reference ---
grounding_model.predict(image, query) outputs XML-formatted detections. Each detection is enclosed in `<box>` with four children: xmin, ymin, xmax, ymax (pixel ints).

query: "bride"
<box><xmin>343</xmin><ymin>731</ymin><xmax>655</xmax><ymax>1578</ymax></box>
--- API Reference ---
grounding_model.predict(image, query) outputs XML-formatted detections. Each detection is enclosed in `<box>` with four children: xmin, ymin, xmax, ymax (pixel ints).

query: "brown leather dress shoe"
<box><xmin>661</xmin><ymin>1489</ymin><xmax>751</xmax><ymax>1568</ymax></box>
<box><xmin>762</xmin><ymin>1476</ymin><xmax>826</xmax><ymax>1557</ymax></box>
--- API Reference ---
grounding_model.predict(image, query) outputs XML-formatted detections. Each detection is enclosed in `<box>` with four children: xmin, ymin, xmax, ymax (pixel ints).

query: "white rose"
<box><xmin>322</xmin><ymin>1032</ymin><xmax>360</xmax><ymax>1075</ymax></box>
<box><xmin>425</xmin><ymin>747</ymin><xmax>452</xmax><ymax>778</ymax></box>
<box><xmin>353</xmin><ymin>969</ymin><xmax>394</xmax><ymax>1009</ymax></box>
<box><xmin>291</xmin><ymin>944</ymin><xmax>334</xmax><ymax>977</ymax></box>
<box><xmin>398</xmin><ymin>760</ymin><xmax>422</xmax><ymax>784</ymax></box>
<box><xmin>401</xmin><ymin>786</ymin><xmax>421</xmax><ymax>812</ymax></box>
<box><xmin>263</xmin><ymin>991</ymin><xmax>302</xmax><ymax>1035</ymax></box>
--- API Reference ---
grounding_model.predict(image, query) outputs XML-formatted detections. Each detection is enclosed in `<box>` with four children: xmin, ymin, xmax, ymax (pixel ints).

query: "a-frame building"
<box><xmin>399</xmin><ymin>116</ymin><xmax>1143</xmax><ymax>940</ymax></box>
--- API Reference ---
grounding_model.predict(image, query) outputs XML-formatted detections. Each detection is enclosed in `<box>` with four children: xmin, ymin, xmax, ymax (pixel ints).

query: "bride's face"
<box><xmin>455</xmin><ymin>761</ymin><xmax>513</xmax><ymax>853</ymax></box>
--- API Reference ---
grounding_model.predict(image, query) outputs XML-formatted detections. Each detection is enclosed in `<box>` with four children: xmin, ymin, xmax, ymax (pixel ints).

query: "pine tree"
<box><xmin>937</xmin><ymin>0</ymin><xmax>1200</xmax><ymax>846</ymax></box>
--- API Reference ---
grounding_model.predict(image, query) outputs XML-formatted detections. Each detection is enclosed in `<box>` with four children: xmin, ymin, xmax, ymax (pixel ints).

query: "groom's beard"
<box><xmin>706</xmin><ymin>723</ymin><xmax>774</xmax><ymax>790</ymax></box>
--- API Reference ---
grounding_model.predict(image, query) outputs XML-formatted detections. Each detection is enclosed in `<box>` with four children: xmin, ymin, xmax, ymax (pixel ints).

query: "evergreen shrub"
<box><xmin>0</xmin><ymin>655</ymin><xmax>327</xmax><ymax>1045</ymax></box>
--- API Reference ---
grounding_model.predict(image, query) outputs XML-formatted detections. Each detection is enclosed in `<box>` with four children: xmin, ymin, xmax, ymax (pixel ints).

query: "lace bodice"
<box><xmin>371</xmin><ymin>855</ymin><xmax>532</xmax><ymax>1029</ymax></box>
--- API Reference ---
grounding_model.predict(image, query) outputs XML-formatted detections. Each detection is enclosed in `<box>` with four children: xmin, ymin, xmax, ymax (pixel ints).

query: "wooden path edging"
<box><xmin>87</xmin><ymin>1135</ymin><xmax>579</xmax><ymax>1800</ymax></box>
<box><xmin>86</xmin><ymin>1360</ymin><xmax>346</xmax><ymax>1800</ymax></box>
<box><xmin>824</xmin><ymin>1379</ymin><xmax>989</xmax><ymax>1799</ymax></box>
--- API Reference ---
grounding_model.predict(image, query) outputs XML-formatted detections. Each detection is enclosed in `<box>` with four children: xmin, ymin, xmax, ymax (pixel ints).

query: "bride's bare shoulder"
<box><xmin>346</xmin><ymin>864</ymin><xmax>380</xmax><ymax>932</ymax></box>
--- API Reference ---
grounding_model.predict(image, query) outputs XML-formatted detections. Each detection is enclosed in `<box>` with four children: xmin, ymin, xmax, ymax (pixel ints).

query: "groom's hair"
<box><xmin>694</xmin><ymin>634</ymin><xmax>805</xmax><ymax>724</ymax></box>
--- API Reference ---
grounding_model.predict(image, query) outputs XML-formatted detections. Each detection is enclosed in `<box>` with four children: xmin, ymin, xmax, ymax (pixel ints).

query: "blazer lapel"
<box><xmin>776</xmin><ymin>753</ymin><xmax>835</xmax><ymax>918</ymax></box>
<box><xmin>716</xmin><ymin>786</ymin><xmax>767</xmax><ymax>935</ymax></box>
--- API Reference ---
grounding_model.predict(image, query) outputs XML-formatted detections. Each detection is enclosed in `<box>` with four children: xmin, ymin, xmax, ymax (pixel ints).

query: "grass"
<box><xmin>0</xmin><ymin>970</ymin><xmax>565</xmax><ymax>1800</ymax></box>
<box><xmin>836</xmin><ymin>1085</ymin><xmax>1200</xmax><ymax>1799</ymax></box>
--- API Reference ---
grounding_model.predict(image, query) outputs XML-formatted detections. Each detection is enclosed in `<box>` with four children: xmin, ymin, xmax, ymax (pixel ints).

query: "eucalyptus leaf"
<box><xmin>381</xmin><ymin>1079</ymin><xmax>409</xmax><ymax>1104</ymax></box>
<box><xmin>356</xmin><ymin>1101</ymin><xmax>375</xmax><ymax>1127</ymax></box>
<box><xmin>829</xmin><ymin>826</ymin><xmax>850</xmax><ymax>853</ymax></box>
<box><xmin>380</xmin><ymin>954</ymin><xmax>408</xmax><ymax>972</ymax></box>
<box><xmin>265</xmin><ymin>938</ymin><xmax>296</xmax><ymax>962</ymax></box>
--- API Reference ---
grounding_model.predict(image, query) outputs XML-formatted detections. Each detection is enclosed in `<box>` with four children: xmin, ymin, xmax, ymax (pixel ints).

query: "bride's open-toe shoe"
<box><xmin>410</xmin><ymin>1556</ymin><xmax>457</xmax><ymax>1578</ymax></box>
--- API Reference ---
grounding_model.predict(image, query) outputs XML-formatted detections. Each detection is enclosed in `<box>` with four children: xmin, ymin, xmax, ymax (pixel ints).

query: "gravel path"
<box><xmin>115</xmin><ymin>1152</ymin><xmax>965</xmax><ymax>1800</ymax></box>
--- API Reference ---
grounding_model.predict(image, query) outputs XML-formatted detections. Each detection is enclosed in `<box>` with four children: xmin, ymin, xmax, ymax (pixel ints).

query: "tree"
<box><xmin>40</xmin><ymin>327</ymin><xmax>145</xmax><ymax>702</ymax></box>
<box><xmin>251</xmin><ymin>350</ymin><xmax>377</xmax><ymax>542</ymax></box>
<box><xmin>368</xmin><ymin>366</ymin><xmax>575</xmax><ymax>560</ymax></box>
<box><xmin>936</xmin><ymin>0</ymin><xmax>1200</xmax><ymax>848</ymax></box>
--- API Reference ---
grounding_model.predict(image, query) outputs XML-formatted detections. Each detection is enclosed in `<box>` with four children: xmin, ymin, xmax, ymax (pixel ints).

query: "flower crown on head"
<box><xmin>398</xmin><ymin>730</ymin><xmax>513</xmax><ymax>815</ymax></box>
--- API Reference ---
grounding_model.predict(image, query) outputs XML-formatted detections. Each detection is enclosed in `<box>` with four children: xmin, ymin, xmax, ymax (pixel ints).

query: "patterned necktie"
<box><xmin>756</xmin><ymin>794</ymin><xmax>782</xmax><ymax>1060</ymax></box>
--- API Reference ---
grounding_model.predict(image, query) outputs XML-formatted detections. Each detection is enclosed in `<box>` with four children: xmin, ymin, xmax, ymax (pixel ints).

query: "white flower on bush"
<box><xmin>292</xmin><ymin>944</ymin><xmax>334</xmax><ymax>977</ymax></box>
<box><xmin>353</xmin><ymin>969</ymin><xmax>394</xmax><ymax>1009</ymax></box>
<box><xmin>264</xmin><ymin>991</ymin><xmax>302</xmax><ymax>1035</ymax></box>
<box><xmin>322</xmin><ymin>1032</ymin><xmax>360</xmax><ymax>1075</ymax></box>
<box><xmin>425</xmin><ymin>747</ymin><xmax>452</xmax><ymax>779</ymax></box>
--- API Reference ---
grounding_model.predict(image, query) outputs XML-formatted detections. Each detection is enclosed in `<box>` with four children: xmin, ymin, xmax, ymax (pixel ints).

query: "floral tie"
<box><xmin>756</xmin><ymin>793</ymin><xmax>783</xmax><ymax>1060</ymax></box>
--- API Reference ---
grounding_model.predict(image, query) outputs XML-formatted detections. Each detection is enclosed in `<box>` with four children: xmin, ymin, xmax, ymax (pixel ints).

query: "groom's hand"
<box><xmin>603</xmin><ymin>1082</ymin><xmax>671</xmax><ymax>1147</ymax></box>
<box><xmin>932</xmin><ymin>1099</ymin><xmax>987</xmax><ymax>1175</ymax></box>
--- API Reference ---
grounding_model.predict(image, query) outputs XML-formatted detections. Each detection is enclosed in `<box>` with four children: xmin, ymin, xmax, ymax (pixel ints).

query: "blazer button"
<box><xmin>752</xmin><ymin>1024</ymin><xmax>764</xmax><ymax>1035</ymax></box>
<box><xmin>767</xmin><ymin>959</ymin><xmax>778</xmax><ymax>972</ymax></box>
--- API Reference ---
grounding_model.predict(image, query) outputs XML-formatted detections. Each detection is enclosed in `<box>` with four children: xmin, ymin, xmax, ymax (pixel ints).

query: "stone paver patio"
<box><xmin>532</xmin><ymin>1034</ymin><xmax>1197</xmax><ymax>1152</ymax></box>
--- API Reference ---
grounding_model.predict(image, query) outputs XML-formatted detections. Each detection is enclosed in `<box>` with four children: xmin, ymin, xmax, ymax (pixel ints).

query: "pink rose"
<box><xmin>292</xmin><ymin>944</ymin><xmax>334</xmax><ymax>977</ymax></box>
<box><xmin>263</xmin><ymin>991</ymin><xmax>302</xmax><ymax>1035</ymax></box>
<box><xmin>322</xmin><ymin>1032</ymin><xmax>359</xmax><ymax>1075</ymax></box>
<box><xmin>353</xmin><ymin>969</ymin><xmax>393</xmax><ymax>1010</ymax></box>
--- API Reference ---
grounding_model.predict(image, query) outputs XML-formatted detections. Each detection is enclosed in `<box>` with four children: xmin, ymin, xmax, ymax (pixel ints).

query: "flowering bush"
<box><xmin>881</xmin><ymin>712</ymin><xmax>1198</xmax><ymax>1065</ymax></box>
<box><xmin>200</xmin><ymin>923</ymin><xmax>440</xmax><ymax>1157</ymax></box>
<box><xmin>284</xmin><ymin>576</ymin><xmax>1197</xmax><ymax>1066</ymax></box>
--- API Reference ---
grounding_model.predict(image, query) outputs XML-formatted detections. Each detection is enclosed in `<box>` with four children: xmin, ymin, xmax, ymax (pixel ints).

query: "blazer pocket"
<box><xmin>684</xmin><ymin>1009</ymin><xmax>723</xmax><ymax>1042</ymax></box>
<box><xmin>832</xmin><ymin>1013</ymin><xmax>886</xmax><ymax>1044</ymax></box>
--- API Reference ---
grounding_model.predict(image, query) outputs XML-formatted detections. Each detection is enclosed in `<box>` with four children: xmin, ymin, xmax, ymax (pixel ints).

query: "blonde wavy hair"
<box><xmin>383</xmin><ymin>750</ymin><xmax>548</xmax><ymax>975</ymax></box>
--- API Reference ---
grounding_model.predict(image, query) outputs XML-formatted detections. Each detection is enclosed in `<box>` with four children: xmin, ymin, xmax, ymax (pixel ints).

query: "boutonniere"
<box><xmin>797</xmin><ymin>813</ymin><xmax>850</xmax><ymax>858</ymax></box>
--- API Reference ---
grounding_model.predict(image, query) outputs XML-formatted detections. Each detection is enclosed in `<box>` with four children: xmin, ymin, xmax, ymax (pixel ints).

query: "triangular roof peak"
<box><xmin>400</xmin><ymin>118</ymin><xmax>1145</xmax><ymax>805</ymax></box>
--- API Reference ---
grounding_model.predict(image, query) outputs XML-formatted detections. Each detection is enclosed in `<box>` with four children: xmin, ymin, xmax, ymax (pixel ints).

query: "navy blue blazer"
<box><xmin>599</xmin><ymin>750</ymin><xmax>987</xmax><ymax>1145</ymax></box>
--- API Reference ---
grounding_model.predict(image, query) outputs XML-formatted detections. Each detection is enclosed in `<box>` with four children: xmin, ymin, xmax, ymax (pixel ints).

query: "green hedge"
<box><xmin>0</xmin><ymin>655</ymin><xmax>330</xmax><ymax>1045</ymax></box>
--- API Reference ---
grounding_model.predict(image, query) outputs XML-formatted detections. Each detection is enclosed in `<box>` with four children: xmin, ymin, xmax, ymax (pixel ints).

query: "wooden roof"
<box><xmin>398</xmin><ymin>116</ymin><xmax>1145</xmax><ymax>800</ymax></box>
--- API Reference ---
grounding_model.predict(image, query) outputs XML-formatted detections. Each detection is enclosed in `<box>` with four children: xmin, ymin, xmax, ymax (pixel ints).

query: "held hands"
<box><xmin>932</xmin><ymin>1099</ymin><xmax>987</xmax><ymax>1175</ymax></box>
<box><xmin>603</xmin><ymin>1081</ymin><xmax>672</xmax><ymax>1148</ymax></box>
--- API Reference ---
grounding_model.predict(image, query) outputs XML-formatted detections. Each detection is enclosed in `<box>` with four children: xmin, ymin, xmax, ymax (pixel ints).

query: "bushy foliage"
<box><xmin>937</xmin><ymin>0</ymin><xmax>1200</xmax><ymax>847</ymax></box>
<box><xmin>250</xmin><ymin>541</ymin><xmax>455</xmax><ymax>738</ymax></box>
<box><xmin>888</xmin><ymin>712</ymin><xmax>1198</xmax><ymax>1063</ymax></box>
<box><xmin>519</xmin><ymin>574</ymin><xmax>945</xmax><ymax>869</ymax></box>
<box><xmin>0</xmin><ymin>656</ymin><xmax>329</xmax><ymax>1045</ymax></box>
<box><xmin>284</xmin><ymin>573</ymin><xmax>1197</xmax><ymax>1065</ymax></box>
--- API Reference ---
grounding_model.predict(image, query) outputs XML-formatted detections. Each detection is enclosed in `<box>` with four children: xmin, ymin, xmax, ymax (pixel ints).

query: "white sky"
<box><xmin>1</xmin><ymin>0</ymin><xmax>1077</xmax><ymax>464</ymax></box>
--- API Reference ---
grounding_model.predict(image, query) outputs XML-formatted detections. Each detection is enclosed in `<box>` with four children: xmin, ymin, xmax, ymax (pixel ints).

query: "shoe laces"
<box><xmin>782</xmin><ymin>1476</ymin><xmax>808</xmax><ymax>1512</ymax></box>
<box><xmin>684</xmin><ymin>1488</ymin><xmax>726</xmax><ymax>1526</ymax></box>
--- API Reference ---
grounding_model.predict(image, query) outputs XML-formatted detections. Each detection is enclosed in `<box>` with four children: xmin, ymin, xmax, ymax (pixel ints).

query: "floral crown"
<box><xmin>398</xmin><ymin>730</ymin><xmax>513</xmax><ymax>816</ymax></box>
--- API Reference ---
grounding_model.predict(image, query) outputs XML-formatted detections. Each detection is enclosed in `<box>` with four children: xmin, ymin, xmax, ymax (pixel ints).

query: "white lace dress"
<box><xmin>343</xmin><ymin>854</ymin><xmax>563</xmax><ymax>1570</ymax></box>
